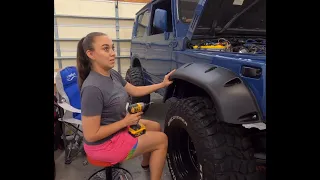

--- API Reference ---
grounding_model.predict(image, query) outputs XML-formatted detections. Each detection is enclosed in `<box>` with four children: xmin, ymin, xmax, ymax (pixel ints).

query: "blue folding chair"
<box><xmin>55</xmin><ymin>66</ymin><xmax>84</xmax><ymax>164</ymax></box>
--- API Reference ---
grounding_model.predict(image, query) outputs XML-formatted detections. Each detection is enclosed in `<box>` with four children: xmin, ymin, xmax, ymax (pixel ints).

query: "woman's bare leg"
<box><xmin>139</xmin><ymin>119</ymin><xmax>161</xmax><ymax>166</ymax></box>
<box><xmin>129</xmin><ymin>131</ymin><xmax>168</xmax><ymax>180</ymax></box>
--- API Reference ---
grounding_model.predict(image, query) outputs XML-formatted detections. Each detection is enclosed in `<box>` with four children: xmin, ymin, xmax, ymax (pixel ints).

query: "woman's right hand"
<box><xmin>122</xmin><ymin>112</ymin><xmax>144</xmax><ymax>126</ymax></box>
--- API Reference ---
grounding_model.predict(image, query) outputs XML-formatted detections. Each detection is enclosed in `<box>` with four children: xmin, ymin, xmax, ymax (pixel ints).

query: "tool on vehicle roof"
<box><xmin>126</xmin><ymin>102</ymin><xmax>153</xmax><ymax>138</ymax></box>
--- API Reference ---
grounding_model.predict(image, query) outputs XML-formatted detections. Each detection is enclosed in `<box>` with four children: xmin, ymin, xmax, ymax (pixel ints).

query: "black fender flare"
<box><xmin>164</xmin><ymin>63</ymin><xmax>262</xmax><ymax>124</ymax></box>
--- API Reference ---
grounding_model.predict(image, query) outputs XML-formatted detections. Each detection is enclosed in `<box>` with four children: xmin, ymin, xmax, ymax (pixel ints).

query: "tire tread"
<box><xmin>165</xmin><ymin>96</ymin><xmax>258</xmax><ymax>180</ymax></box>
<box><xmin>125</xmin><ymin>67</ymin><xmax>150</xmax><ymax>111</ymax></box>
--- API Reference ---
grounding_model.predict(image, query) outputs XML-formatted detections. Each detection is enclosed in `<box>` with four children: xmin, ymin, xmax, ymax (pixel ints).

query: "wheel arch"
<box><xmin>163</xmin><ymin>63</ymin><xmax>263</xmax><ymax>125</ymax></box>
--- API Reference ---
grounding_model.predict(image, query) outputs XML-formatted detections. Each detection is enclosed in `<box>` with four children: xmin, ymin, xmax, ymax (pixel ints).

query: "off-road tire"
<box><xmin>125</xmin><ymin>67</ymin><xmax>150</xmax><ymax>112</ymax></box>
<box><xmin>164</xmin><ymin>96</ymin><xmax>259</xmax><ymax>180</ymax></box>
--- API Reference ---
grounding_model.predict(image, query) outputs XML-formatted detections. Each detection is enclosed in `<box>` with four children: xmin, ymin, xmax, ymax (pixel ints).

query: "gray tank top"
<box><xmin>80</xmin><ymin>69</ymin><xmax>128</xmax><ymax>145</ymax></box>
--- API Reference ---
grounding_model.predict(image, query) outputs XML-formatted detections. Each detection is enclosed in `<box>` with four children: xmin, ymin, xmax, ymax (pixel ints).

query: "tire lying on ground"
<box><xmin>125</xmin><ymin>67</ymin><xmax>150</xmax><ymax>112</ymax></box>
<box><xmin>164</xmin><ymin>96</ymin><xmax>259</xmax><ymax>180</ymax></box>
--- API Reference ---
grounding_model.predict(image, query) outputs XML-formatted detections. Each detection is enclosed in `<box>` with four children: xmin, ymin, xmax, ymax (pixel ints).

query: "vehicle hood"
<box><xmin>186</xmin><ymin>0</ymin><xmax>266</xmax><ymax>40</ymax></box>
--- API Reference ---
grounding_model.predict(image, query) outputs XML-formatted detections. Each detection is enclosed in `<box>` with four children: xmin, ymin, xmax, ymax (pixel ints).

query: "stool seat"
<box><xmin>87</xmin><ymin>156</ymin><xmax>132</xmax><ymax>180</ymax></box>
<box><xmin>87</xmin><ymin>156</ymin><xmax>112</xmax><ymax>167</ymax></box>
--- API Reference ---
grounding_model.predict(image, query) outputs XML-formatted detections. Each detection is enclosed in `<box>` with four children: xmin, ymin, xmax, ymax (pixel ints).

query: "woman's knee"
<box><xmin>132</xmin><ymin>132</ymin><xmax>168</xmax><ymax>157</ymax></box>
<box><xmin>157</xmin><ymin>132</ymin><xmax>168</xmax><ymax>149</ymax></box>
<box><xmin>148</xmin><ymin>131</ymin><xmax>168</xmax><ymax>149</ymax></box>
<box><xmin>154</xmin><ymin>121</ymin><xmax>161</xmax><ymax>131</ymax></box>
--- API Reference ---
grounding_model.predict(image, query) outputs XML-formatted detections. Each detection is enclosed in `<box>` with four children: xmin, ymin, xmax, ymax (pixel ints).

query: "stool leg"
<box><xmin>105</xmin><ymin>167</ymin><xmax>112</xmax><ymax>180</ymax></box>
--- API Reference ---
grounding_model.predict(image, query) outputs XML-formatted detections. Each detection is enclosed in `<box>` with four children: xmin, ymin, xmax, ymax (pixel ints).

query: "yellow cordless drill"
<box><xmin>127</xmin><ymin>102</ymin><xmax>152</xmax><ymax>137</ymax></box>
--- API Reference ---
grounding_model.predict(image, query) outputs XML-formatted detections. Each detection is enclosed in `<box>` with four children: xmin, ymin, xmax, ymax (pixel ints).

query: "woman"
<box><xmin>77</xmin><ymin>32</ymin><xmax>175</xmax><ymax>180</ymax></box>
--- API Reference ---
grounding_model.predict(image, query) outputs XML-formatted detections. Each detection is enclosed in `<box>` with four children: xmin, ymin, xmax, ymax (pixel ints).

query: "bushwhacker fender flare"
<box><xmin>164</xmin><ymin>63</ymin><xmax>262</xmax><ymax>124</ymax></box>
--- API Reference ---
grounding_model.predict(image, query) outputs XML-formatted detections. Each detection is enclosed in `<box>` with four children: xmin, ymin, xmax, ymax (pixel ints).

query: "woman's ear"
<box><xmin>86</xmin><ymin>50</ymin><xmax>95</xmax><ymax>60</ymax></box>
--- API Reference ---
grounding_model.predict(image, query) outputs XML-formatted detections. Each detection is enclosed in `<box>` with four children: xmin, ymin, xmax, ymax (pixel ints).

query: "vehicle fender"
<box><xmin>165</xmin><ymin>63</ymin><xmax>262</xmax><ymax>124</ymax></box>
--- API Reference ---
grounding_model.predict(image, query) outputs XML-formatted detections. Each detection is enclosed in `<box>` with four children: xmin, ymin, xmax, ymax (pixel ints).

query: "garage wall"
<box><xmin>54</xmin><ymin>0</ymin><xmax>150</xmax><ymax>77</ymax></box>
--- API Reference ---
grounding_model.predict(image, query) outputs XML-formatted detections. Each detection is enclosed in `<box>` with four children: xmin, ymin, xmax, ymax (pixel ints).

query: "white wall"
<box><xmin>54</xmin><ymin>0</ymin><xmax>148</xmax><ymax>77</ymax></box>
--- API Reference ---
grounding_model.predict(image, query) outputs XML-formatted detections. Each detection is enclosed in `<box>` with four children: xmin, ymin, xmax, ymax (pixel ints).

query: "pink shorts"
<box><xmin>84</xmin><ymin>128</ymin><xmax>138</xmax><ymax>165</ymax></box>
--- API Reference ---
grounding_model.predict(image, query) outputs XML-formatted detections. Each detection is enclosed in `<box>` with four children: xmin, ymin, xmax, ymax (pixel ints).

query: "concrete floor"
<box><xmin>54</xmin><ymin>93</ymin><xmax>173</xmax><ymax>180</ymax></box>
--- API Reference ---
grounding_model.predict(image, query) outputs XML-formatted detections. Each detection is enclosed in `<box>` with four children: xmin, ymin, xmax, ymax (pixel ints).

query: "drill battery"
<box><xmin>128</xmin><ymin>123</ymin><xmax>146</xmax><ymax>138</ymax></box>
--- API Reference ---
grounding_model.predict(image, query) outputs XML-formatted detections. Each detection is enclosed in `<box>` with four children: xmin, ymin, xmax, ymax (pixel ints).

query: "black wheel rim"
<box><xmin>188</xmin><ymin>136</ymin><xmax>200</xmax><ymax>172</ymax></box>
<box><xmin>167</xmin><ymin>124</ymin><xmax>200</xmax><ymax>179</ymax></box>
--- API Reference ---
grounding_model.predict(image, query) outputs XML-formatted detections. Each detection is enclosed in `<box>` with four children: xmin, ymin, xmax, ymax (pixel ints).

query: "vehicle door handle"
<box><xmin>146</xmin><ymin>43</ymin><xmax>151</xmax><ymax>49</ymax></box>
<box><xmin>169</xmin><ymin>41</ymin><xmax>178</xmax><ymax>48</ymax></box>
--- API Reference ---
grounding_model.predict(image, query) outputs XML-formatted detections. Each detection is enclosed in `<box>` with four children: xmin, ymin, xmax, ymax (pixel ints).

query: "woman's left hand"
<box><xmin>162</xmin><ymin>69</ymin><xmax>176</xmax><ymax>87</ymax></box>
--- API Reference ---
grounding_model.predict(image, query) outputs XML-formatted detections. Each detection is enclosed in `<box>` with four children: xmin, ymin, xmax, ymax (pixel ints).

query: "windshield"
<box><xmin>178</xmin><ymin>0</ymin><xmax>200</xmax><ymax>23</ymax></box>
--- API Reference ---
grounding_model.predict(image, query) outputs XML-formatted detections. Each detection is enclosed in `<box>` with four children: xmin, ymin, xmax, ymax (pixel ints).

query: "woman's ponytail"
<box><xmin>76</xmin><ymin>37</ymin><xmax>91</xmax><ymax>89</ymax></box>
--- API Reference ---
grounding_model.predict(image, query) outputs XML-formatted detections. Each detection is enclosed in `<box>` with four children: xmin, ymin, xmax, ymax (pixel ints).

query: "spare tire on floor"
<box><xmin>164</xmin><ymin>96</ymin><xmax>259</xmax><ymax>180</ymax></box>
<box><xmin>125</xmin><ymin>67</ymin><xmax>150</xmax><ymax>112</ymax></box>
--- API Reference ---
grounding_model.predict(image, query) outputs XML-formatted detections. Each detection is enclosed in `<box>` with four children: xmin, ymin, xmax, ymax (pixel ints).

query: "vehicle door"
<box><xmin>144</xmin><ymin>0</ymin><xmax>175</xmax><ymax>87</ymax></box>
<box><xmin>130</xmin><ymin>9</ymin><xmax>151</xmax><ymax>72</ymax></box>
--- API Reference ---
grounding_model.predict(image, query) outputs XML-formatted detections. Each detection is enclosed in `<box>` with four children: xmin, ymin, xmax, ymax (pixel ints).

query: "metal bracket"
<box><xmin>169</xmin><ymin>41</ymin><xmax>178</xmax><ymax>48</ymax></box>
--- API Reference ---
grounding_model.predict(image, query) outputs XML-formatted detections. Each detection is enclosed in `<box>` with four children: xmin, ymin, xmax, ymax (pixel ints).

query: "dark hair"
<box><xmin>76</xmin><ymin>32</ymin><xmax>107</xmax><ymax>88</ymax></box>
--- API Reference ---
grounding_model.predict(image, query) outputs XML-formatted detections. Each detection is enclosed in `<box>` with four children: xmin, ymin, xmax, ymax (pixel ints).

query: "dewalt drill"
<box><xmin>127</xmin><ymin>102</ymin><xmax>152</xmax><ymax>137</ymax></box>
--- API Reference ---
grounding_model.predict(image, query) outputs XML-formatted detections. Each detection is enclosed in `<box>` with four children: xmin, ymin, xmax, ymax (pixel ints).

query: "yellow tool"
<box><xmin>126</xmin><ymin>102</ymin><xmax>152</xmax><ymax>137</ymax></box>
<box><xmin>193</xmin><ymin>44</ymin><xmax>226</xmax><ymax>50</ymax></box>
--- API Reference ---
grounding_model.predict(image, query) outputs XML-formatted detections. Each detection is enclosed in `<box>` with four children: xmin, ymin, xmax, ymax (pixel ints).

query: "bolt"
<box><xmin>83</xmin><ymin>160</ymin><xmax>88</xmax><ymax>166</ymax></box>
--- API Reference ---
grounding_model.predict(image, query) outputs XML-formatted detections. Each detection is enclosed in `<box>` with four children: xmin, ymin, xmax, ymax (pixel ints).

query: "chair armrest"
<box><xmin>58</xmin><ymin>102</ymin><xmax>81</xmax><ymax>113</ymax></box>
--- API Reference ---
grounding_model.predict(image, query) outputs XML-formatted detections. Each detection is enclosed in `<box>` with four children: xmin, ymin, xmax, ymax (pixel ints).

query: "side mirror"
<box><xmin>153</xmin><ymin>9</ymin><xmax>167</xmax><ymax>32</ymax></box>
